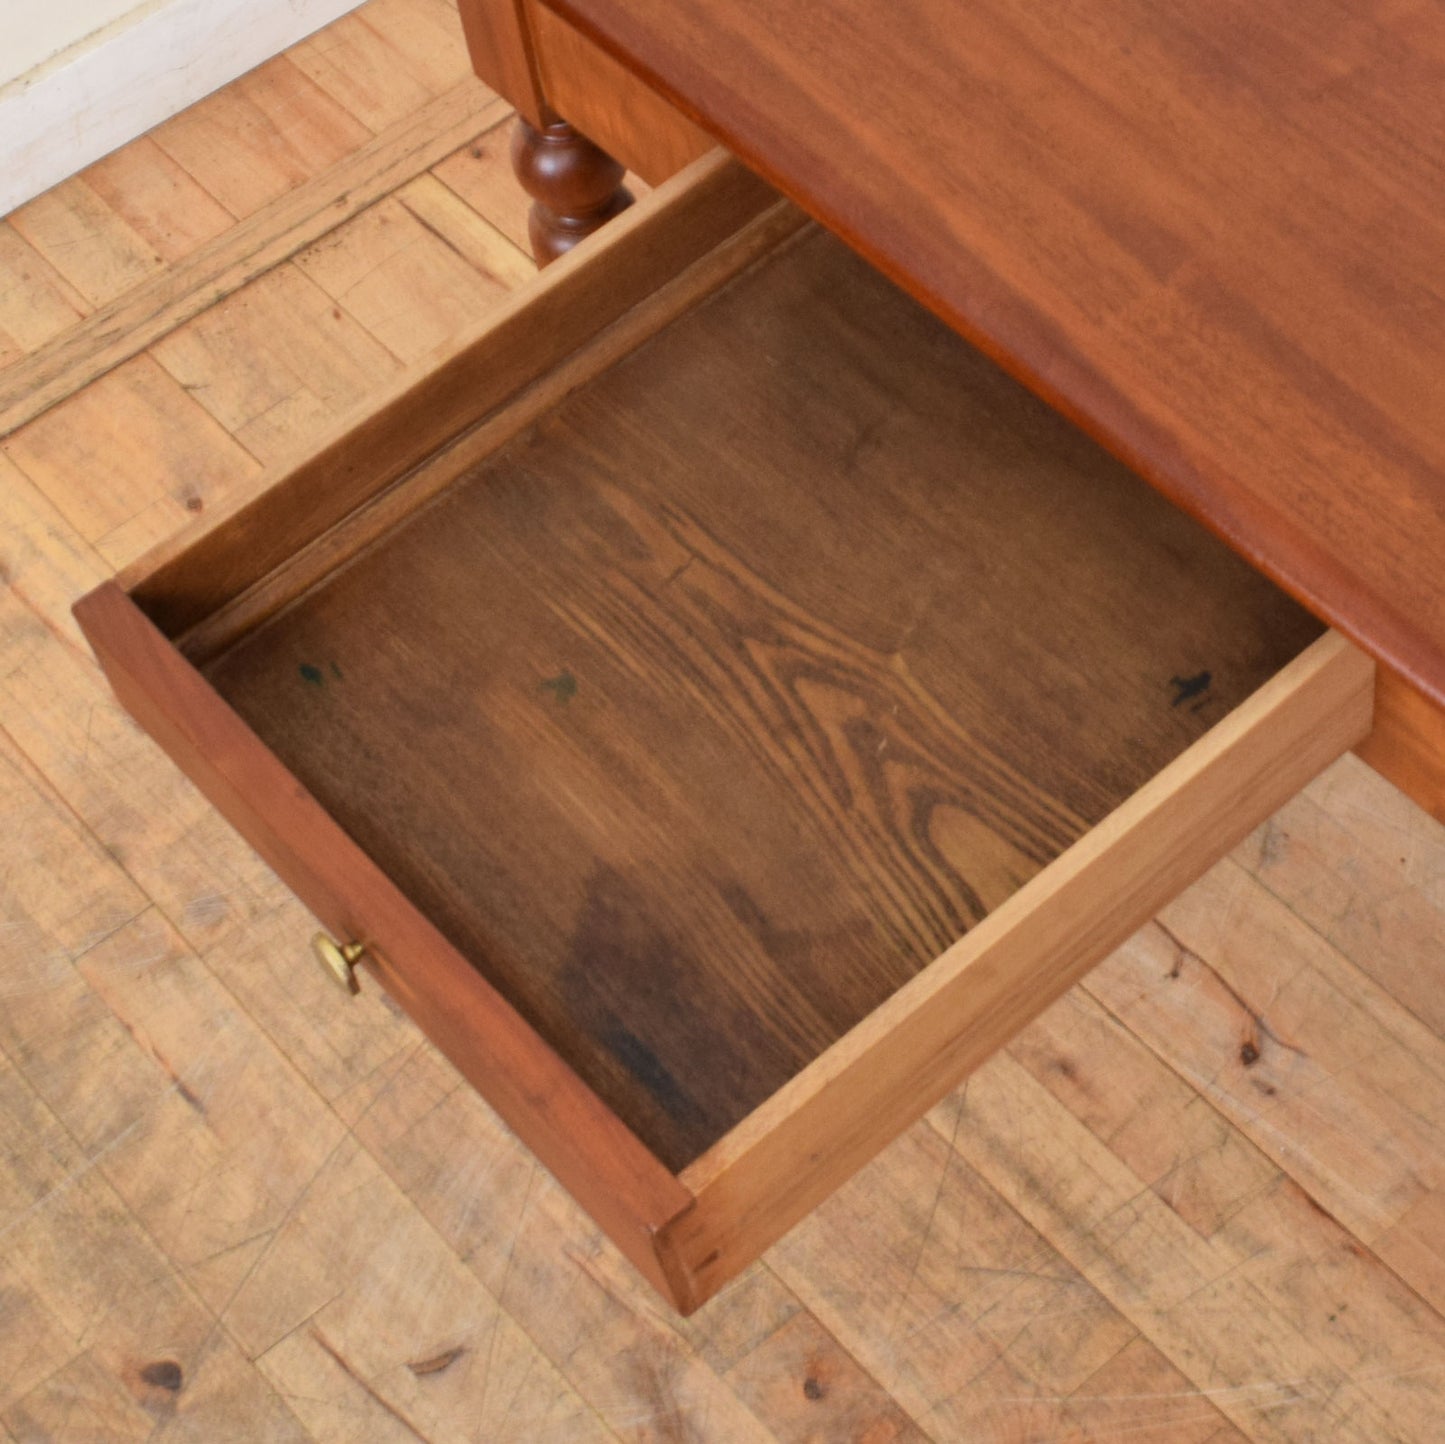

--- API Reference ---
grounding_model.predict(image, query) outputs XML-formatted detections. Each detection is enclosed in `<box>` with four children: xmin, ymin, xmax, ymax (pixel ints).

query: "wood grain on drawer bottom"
<box><xmin>201</xmin><ymin>226</ymin><xmax>1324</xmax><ymax>1174</ymax></box>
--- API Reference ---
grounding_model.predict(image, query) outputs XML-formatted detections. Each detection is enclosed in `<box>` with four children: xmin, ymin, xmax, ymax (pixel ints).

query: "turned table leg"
<box><xmin>510</xmin><ymin>118</ymin><xmax>634</xmax><ymax>265</ymax></box>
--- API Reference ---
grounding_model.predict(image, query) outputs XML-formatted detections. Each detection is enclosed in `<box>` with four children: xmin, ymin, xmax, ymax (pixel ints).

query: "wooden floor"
<box><xmin>0</xmin><ymin>3</ymin><xmax>1442</xmax><ymax>1439</ymax></box>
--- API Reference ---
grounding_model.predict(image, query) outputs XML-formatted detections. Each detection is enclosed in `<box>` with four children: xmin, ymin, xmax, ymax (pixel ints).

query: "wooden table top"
<box><xmin>547</xmin><ymin>0</ymin><xmax>1445</xmax><ymax>706</ymax></box>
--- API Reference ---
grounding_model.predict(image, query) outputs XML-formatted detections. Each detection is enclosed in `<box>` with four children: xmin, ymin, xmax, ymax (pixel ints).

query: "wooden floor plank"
<box><xmin>7</xmin><ymin>177</ymin><xmax>165</xmax><ymax>308</ymax></box>
<box><xmin>149</xmin><ymin>261</ymin><xmax>404</xmax><ymax>466</ymax></box>
<box><xmin>149</xmin><ymin>56</ymin><xmax>372</xmax><ymax>220</ymax></box>
<box><xmin>0</xmin><ymin>745</ymin><xmax>151</xmax><ymax>1138</ymax></box>
<box><xmin>18</xmin><ymin>902</ymin><xmax>347</xmax><ymax>1314</ymax></box>
<box><xmin>0</xmin><ymin>451</ymin><xmax>111</xmax><ymax>652</ymax></box>
<box><xmin>0</xmin><ymin>83</ymin><xmax>510</xmax><ymax>440</ymax></box>
<box><xmin>0</xmin><ymin>752</ymin><xmax>314</xmax><ymax>1442</ymax></box>
<box><xmin>1240</xmin><ymin>755</ymin><xmax>1445</xmax><ymax>1040</ymax></box>
<box><xmin>229</xmin><ymin>1134</ymin><xmax>614</xmax><ymax>1443</ymax></box>
<box><xmin>356</xmin><ymin>0</ymin><xmax>480</xmax><ymax>95</ymax></box>
<box><xmin>1088</xmin><ymin>862</ymin><xmax>1445</xmax><ymax>1319</ymax></box>
<box><xmin>6</xmin><ymin>1352</ymin><xmax>157</xmax><ymax>1444</ymax></box>
<box><xmin>291</xmin><ymin>192</ymin><xmax>517</xmax><ymax>362</ymax></box>
<box><xmin>395</xmin><ymin>172</ymin><xmax>534</xmax><ymax>287</ymax></box>
<box><xmin>1009</xmin><ymin>984</ymin><xmax>1445</xmax><ymax>1439</ymax></box>
<box><xmin>931</xmin><ymin>1055</ymin><xmax>1421</xmax><ymax>1443</ymax></box>
<box><xmin>1013</xmin><ymin>988</ymin><xmax>1282</xmax><ymax>1242</ymax></box>
<box><xmin>721</xmin><ymin>1311</ymin><xmax>930</xmax><ymax>1443</ymax></box>
<box><xmin>1065</xmin><ymin>1339</ymin><xmax>1252</xmax><ymax>1444</ymax></box>
<box><xmin>346</xmin><ymin>1040</ymin><xmax>784</xmax><ymax>1442</ymax></box>
<box><xmin>0</xmin><ymin>480</ymin><xmax>290</xmax><ymax>953</ymax></box>
<box><xmin>289</xmin><ymin>10</ymin><xmax>439</xmax><ymax>132</ymax></box>
<box><xmin>758</xmin><ymin>1114</ymin><xmax>1245</xmax><ymax>1441</ymax></box>
<box><xmin>431</xmin><ymin>120</ymin><xmax>536</xmax><ymax>254</ymax></box>
<box><xmin>0</xmin><ymin>224</ymin><xmax>89</xmax><ymax>354</ymax></box>
<box><xmin>0</xmin><ymin>1057</ymin><xmax>100</xmax><ymax>1416</ymax></box>
<box><xmin>2</xmin><ymin>354</ymin><xmax>261</xmax><ymax>568</ymax></box>
<box><xmin>81</xmin><ymin>137</ymin><xmax>237</xmax><ymax>266</ymax></box>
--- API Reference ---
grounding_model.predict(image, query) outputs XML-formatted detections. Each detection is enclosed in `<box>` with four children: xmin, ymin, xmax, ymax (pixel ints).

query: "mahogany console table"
<box><xmin>76</xmin><ymin>1</ymin><xmax>1441</xmax><ymax>1311</ymax></box>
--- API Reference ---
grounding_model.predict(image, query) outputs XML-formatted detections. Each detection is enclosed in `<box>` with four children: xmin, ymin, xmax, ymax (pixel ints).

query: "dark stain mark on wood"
<box><xmin>299</xmin><ymin>662</ymin><xmax>325</xmax><ymax>686</ymax></box>
<box><xmin>1156</xmin><ymin>921</ymin><xmax>1194</xmax><ymax>981</ymax></box>
<box><xmin>803</xmin><ymin>1375</ymin><xmax>825</xmax><ymax>1400</ymax></box>
<box><xmin>557</xmin><ymin>863</ymin><xmax>774</xmax><ymax>1156</ymax></box>
<box><xmin>601</xmin><ymin>1025</ymin><xmax>690</xmax><ymax>1121</ymax></box>
<box><xmin>1156</xmin><ymin>919</ymin><xmax>1312</xmax><ymax>1066</ymax></box>
<box><xmin>139</xmin><ymin>1360</ymin><xmax>183</xmax><ymax>1391</ymax></box>
<box><xmin>311</xmin><ymin>1329</ymin><xmax>432</xmax><ymax>1441</ymax></box>
<box><xmin>183</xmin><ymin>493</ymin><xmax>204</xmax><ymax>514</ymax></box>
<box><xmin>407</xmin><ymin>1345</ymin><xmax>466</xmax><ymax>1377</ymax></box>
<box><xmin>115</xmin><ymin>1015</ymin><xmax>206</xmax><ymax>1114</ymax></box>
<box><xmin>540</xmin><ymin>668</ymin><xmax>577</xmax><ymax>703</ymax></box>
<box><xmin>1170</xmin><ymin>670</ymin><xmax>1212</xmax><ymax>707</ymax></box>
<box><xmin>1256</xmin><ymin>819</ymin><xmax>1288</xmax><ymax>868</ymax></box>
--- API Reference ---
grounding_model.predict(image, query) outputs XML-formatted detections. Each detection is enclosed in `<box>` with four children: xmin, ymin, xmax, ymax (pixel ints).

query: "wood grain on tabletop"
<box><xmin>1</xmin><ymin>0</ymin><xmax>1443</xmax><ymax>1437</ymax></box>
<box><xmin>204</xmin><ymin>226</ymin><xmax>1321</xmax><ymax>1171</ymax></box>
<box><xmin>545</xmin><ymin>0</ymin><xmax>1445</xmax><ymax>712</ymax></box>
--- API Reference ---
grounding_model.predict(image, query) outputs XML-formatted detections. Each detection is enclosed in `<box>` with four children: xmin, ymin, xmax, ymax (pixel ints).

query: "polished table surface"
<box><xmin>546</xmin><ymin>0</ymin><xmax>1445</xmax><ymax>706</ymax></box>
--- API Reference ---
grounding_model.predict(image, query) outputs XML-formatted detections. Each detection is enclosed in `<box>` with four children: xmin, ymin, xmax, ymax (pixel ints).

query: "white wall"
<box><xmin>0</xmin><ymin>0</ymin><xmax>364</xmax><ymax>216</ymax></box>
<box><xmin>3</xmin><ymin>0</ymin><xmax>153</xmax><ymax>83</ymax></box>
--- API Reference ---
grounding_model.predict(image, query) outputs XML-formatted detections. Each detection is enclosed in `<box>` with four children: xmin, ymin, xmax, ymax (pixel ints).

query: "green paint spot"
<box><xmin>299</xmin><ymin>663</ymin><xmax>324</xmax><ymax>687</ymax></box>
<box><xmin>540</xmin><ymin>669</ymin><xmax>578</xmax><ymax>704</ymax></box>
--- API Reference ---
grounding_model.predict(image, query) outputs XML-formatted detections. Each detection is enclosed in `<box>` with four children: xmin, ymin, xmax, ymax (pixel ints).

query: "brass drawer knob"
<box><xmin>312</xmin><ymin>934</ymin><xmax>365</xmax><ymax>996</ymax></box>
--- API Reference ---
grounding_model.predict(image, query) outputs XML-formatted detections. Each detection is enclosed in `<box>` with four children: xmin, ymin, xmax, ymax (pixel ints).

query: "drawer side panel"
<box><xmin>120</xmin><ymin>152</ymin><xmax>781</xmax><ymax>639</ymax></box>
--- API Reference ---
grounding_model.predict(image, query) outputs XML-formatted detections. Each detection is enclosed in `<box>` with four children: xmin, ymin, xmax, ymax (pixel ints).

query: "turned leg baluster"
<box><xmin>510</xmin><ymin>118</ymin><xmax>634</xmax><ymax>265</ymax></box>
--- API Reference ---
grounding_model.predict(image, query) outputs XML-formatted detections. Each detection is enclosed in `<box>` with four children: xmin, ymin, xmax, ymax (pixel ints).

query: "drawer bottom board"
<box><xmin>203</xmin><ymin>226</ymin><xmax>1322</xmax><ymax>1172</ymax></box>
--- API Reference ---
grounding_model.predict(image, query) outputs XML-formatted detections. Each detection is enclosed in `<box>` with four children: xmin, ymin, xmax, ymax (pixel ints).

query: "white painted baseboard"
<box><xmin>1</xmin><ymin>0</ymin><xmax>364</xmax><ymax>217</ymax></box>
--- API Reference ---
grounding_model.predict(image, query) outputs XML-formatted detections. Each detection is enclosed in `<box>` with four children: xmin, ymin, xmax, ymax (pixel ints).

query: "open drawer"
<box><xmin>75</xmin><ymin>153</ymin><xmax>1375</xmax><ymax>1313</ymax></box>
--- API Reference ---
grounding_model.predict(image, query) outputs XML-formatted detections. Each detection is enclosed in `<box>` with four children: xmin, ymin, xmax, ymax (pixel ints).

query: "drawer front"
<box><xmin>73</xmin><ymin>579</ymin><xmax>699</xmax><ymax>1305</ymax></box>
<box><xmin>77</xmin><ymin>153</ymin><xmax>1377</xmax><ymax>1314</ymax></box>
